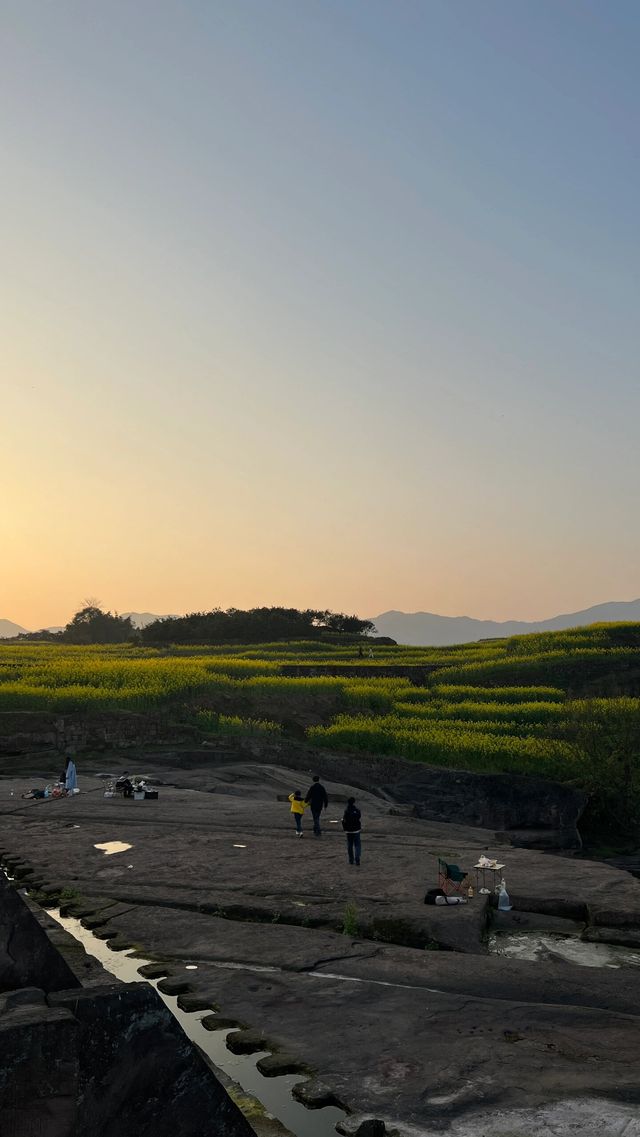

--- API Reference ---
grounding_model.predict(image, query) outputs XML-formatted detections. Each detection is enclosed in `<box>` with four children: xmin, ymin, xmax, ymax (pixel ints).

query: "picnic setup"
<box><xmin>18</xmin><ymin>763</ymin><xmax>160</xmax><ymax>804</ymax></box>
<box><xmin>104</xmin><ymin>776</ymin><xmax>159</xmax><ymax>800</ymax></box>
<box><xmin>426</xmin><ymin>855</ymin><xmax>512</xmax><ymax>910</ymax></box>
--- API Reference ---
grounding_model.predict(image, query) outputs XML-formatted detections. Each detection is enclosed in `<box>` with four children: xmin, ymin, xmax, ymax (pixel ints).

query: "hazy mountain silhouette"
<box><xmin>121</xmin><ymin>612</ymin><xmax>175</xmax><ymax>628</ymax></box>
<box><xmin>4</xmin><ymin>601</ymin><xmax>640</xmax><ymax>644</ymax></box>
<box><xmin>371</xmin><ymin>599</ymin><xmax>640</xmax><ymax>646</ymax></box>
<box><xmin>0</xmin><ymin>613</ymin><xmax>173</xmax><ymax>638</ymax></box>
<box><xmin>0</xmin><ymin>619</ymin><xmax>28</xmax><ymax>638</ymax></box>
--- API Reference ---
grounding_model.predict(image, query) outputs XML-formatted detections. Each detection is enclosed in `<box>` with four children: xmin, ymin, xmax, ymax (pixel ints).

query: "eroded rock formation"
<box><xmin>0</xmin><ymin>874</ymin><xmax>255</xmax><ymax>1137</ymax></box>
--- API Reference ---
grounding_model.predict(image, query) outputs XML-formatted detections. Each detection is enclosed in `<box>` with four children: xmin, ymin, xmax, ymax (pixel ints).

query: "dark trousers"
<box><xmin>294</xmin><ymin>813</ymin><xmax>302</xmax><ymax>833</ymax></box>
<box><xmin>312</xmin><ymin>809</ymin><xmax>322</xmax><ymax>835</ymax></box>
<box><xmin>347</xmin><ymin>832</ymin><xmax>361</xmax><ymax>864</ymax></box>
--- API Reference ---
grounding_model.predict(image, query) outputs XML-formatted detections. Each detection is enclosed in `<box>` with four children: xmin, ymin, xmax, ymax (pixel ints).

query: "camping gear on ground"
<box><xmin>126</xmin><ymin>778</ymin><xmax>158</xmax><ymax>801</ymax></box>
<box><xmin>498</xmin><ymin>879</ymin><xmax>512</xmax><ymax>911</ymax></box>
<box><xmin>424</xmin><ymin>887</ymin><xmax>467</xmax><ymax>906</ymax></box>
<box><xmin>437</xmin><ymin>858</ymin><xmax>469</xmax><ymax>895</ymax></box>
<box><xmin>65</xmin><ymin>761</ymin><xmax>78</xmax><ymax>792</ymax></box>
<box><xmin>474</xmin><ymin>858</ymin><xmax>506</xmax><ymax>895</ymax></box>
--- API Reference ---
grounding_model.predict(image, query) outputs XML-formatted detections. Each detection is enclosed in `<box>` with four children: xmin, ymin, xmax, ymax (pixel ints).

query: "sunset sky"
<box><xmin>2</xmin><ymin>1</ymin><xmax>639</xmax><ymax>631</ymax></box>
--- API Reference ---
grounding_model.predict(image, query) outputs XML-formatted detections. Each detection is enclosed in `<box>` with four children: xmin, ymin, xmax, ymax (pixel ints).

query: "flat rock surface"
<box><xmin>2</xmin><ymin>759</ymin><xmax>640</xmax><ymax>1132</ymax></box>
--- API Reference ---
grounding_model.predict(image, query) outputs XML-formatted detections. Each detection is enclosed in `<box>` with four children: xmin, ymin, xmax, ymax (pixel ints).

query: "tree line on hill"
<box><xmin>19</xmin><ymin>605</ymin><xmax>376</xmax><ymax>645</ymax></box>
<box><xmin>140</xmin><ymin>607</ymin><xmax>375</xmax><ymax>644</ymax></box>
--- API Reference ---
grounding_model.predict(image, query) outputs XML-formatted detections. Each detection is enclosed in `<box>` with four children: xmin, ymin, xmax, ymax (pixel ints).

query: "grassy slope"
<box><xmin>0</xmin><ymin>624</ymin><xmax>639</xmax><ymax>787</ymax></box>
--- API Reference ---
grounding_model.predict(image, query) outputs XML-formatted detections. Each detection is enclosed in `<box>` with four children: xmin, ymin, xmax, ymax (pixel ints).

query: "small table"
<box><xmin>474</xmin><ymin>862</ymin><xmax>505</xmax><ymax>895</ymax></box>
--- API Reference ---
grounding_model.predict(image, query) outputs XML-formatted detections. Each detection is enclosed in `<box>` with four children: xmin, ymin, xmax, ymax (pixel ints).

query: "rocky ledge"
<box><xmin>2</xmin><ymin>756</ymin><xmax>640</xmax><ymax>1135</ymax></box>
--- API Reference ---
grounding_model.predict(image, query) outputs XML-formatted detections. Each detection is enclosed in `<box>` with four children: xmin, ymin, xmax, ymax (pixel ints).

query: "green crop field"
<box><xmin>1</xmin><ymin>624</ymin><xmax>640</xmax><ymax>837</ymax></box>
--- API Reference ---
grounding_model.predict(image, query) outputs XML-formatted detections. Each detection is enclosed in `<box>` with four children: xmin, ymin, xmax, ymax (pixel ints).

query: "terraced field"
<box><xmin>1</xmin><ymin>626</ymin><xmax>639</xmax><ymax>827</ymax></box>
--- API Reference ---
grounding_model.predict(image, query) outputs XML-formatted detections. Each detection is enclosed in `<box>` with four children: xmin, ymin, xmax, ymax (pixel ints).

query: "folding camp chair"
<box><xmin>438</xmin><ymin>858</ymin><xmax>469</xmax><ymax>896</ymax></box>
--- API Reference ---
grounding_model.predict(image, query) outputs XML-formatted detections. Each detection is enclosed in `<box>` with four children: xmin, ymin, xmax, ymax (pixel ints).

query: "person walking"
<box><xmin>342</xmin><ymin>797</ymin><xmax>362</xmax><ymax>865</ymax></box>
<box><xmin>288</xmin><ymin>790</ymin><xmax>307</xmax><ymax>837</ymax></box>
<box><xmin>305</xmin><ymin>775</ymin><xmax>329</xmax><ymax>837</ymax></box>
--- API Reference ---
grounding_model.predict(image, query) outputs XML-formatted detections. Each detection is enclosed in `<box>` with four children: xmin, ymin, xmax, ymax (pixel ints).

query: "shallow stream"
<box><xmin>489</xmin><ymin>929</ymin><xmax>640</xmax><ymax>969</ymax></box>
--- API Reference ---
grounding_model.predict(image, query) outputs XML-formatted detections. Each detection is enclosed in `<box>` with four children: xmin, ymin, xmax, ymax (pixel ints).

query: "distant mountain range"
<box><xmin>122</xmin><ymin>612</ymin><xmax>175</xmax><ymax>628</ymax></box>
<box><xmin>0</xmin><ymin>612</ymin><xmax>171</xmax><ymax>638</ymax></box>
<box><xmin>3</xmin><ymin>600</ymin><xmax>640</xmax><ymax>644</ymax></box>
<box><xmin>0</xmin><ymin>619</ymin><xmax>29</xmax><ymax>638</ymax></box>
<box><xmin>370</xmin><ymin>600</ymin><xmax>640</xmax><ymax>646</ymax></box>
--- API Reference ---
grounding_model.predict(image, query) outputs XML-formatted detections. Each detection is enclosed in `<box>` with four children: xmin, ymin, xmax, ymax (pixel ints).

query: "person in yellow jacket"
<box><xmin>288</xmin><ymin>790</ymin><xmax>307</xmax><ymax>837</ymax></box>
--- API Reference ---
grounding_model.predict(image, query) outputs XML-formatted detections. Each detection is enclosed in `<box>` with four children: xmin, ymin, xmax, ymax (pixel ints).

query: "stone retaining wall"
<box><xmin>0</xmin><ymin>873</ymin><xmax>254</xmax><ymax>1137</ymax></box>
<box><xmin>0</xmin><ymin>710</ymin><xmax>197</xmax><ymax>756</ymax></box>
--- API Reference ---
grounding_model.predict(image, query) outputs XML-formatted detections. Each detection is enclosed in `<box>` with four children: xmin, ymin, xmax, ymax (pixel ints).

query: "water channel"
<box><xmin>45</xmin><ymin>905</ymin><xmax>347</xmax><ymax>1137</ymax></box>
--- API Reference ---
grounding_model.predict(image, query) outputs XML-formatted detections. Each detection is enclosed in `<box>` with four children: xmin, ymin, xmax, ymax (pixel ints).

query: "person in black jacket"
<box><xmin>342</xmin><ymin>797</ymin><xmax>362</xmax><ymax>865</ymax></box>
<box><xmin>305</xmin><ymin>775</ymin><xmax>329</xmax><ymax>837</ymax></box>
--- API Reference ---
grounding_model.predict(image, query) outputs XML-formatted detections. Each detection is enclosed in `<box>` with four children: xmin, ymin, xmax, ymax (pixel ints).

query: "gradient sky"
<box><xmin>2</xmin><ymin>1</ymin><xmax>639</xmax><ymax>630</ymax></box>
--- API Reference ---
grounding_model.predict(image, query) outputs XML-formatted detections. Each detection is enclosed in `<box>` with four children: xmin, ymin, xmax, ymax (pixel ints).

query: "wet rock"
<box><xmin>103</xmin><ymin>934</ymin><xmax>133</xmax><ymax>951</ymax></box>
<box><xmin>336</xmin><ymin>1116</ymin><xmax>386</xmax><ymax>1137</ymax></box>
<box><xmin>202</xmin><ymin>1013</ymin><xmax>249</xmax><ymax>1031</ymax></box>
<box><xmin>156</xmin><ymin>975</ymin><xmax>193</xmax><ymax>995</ymax></box>
<box><xmin>255</xmin><ymin>1052</ymin><xmax>310</xmax><ymax>1077</ymax></box>
<box><xmin>137</xmin><ymin>961</ymin><xmax>171</xmax><ymax>978</ymax></box>
<box><xmin>292</xmin><ymin>1078</ymin><xmax>344</xmax><ymax>1109</ymax></box>
<box><xmin>177</xmin><ymin>992</ymin><xmax>219</xmax><ymax>1012</ymax></box>
<box><xmin>582</xmin><ymin>925</ymin><xmax>640</xmax><ymax>948</ymax></box>
<box><xmin>93</xmin><ymin>926</ymin><xmax>116</xmax><ymax>940</ymax></box>
<box><xmin>226</xmin><ymin>1028</ymin><xmax>276</xmax><ymax>1054</ymax></box>
<box><xmin>81</xmin><ymin>913</ymin><xmax>110</xmax><ymax>929</ymax></box>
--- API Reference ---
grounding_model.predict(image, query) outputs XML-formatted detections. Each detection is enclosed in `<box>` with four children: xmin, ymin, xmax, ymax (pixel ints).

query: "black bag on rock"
<box><xmin>424</xmin><ymin>887</ymin><xmax>452</xmax><ymax>905</ymax></box>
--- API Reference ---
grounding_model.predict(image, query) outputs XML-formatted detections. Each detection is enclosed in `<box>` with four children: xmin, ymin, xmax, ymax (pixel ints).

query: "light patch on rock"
<box><xmin>393</xmin><ymin>1098</ymin><xmax>640</xmax><ymax>1136</ymax></box>
<box><xmin>94</xmin><ymin>841</ymin><xmax>133</xmax><ymax>855</ymax></box>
